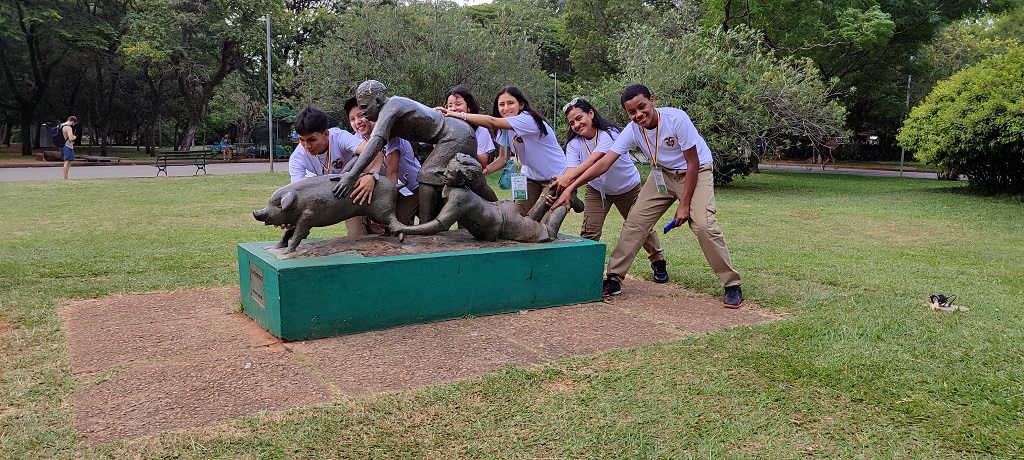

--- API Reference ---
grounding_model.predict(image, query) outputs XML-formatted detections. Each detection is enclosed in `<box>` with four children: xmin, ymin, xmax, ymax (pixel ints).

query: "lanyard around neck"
<box><xmin>319</xmin><ymin>140</ymin><xmax>331</xmax><ymax>174</ymax></box>
<box><xmin>583</xmin><ymin>130</ymin><xmax>600</xmax><ymax>156</ymax></box>
<box><xmin>640</xmin><ymin>109</ymin><xmax>660</xmax><ymax>168</ymax></box>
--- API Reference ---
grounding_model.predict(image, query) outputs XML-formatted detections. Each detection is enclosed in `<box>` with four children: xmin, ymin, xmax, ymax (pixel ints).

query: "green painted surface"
<box><xmin>238</xmin><ymin>236</ymin><xmax>605</xmax><ymax>340</ymax></box>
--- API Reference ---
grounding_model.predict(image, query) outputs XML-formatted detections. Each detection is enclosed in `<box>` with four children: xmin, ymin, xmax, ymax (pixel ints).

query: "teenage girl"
<box><xmin>444</xmin><ymin>86</ymin><xmax>495</xmax><ymax>168</ymax></box>
<box><xmin>437</xmin><ymin>86</ymin><xmax>566</xmax><ymax>216</ymax></box>
<box><xmin>555</xmin><ymin>98</ymin><xmax>668</xmax><ymax>282</ymax></box>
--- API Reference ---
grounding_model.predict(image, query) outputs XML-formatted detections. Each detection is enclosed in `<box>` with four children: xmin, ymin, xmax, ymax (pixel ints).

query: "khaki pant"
<box><xmin>581</xmin><ymin>184</ymin><xmax>663</xmax><ymax>263</ymax></box>
<box><xmin>514</xmin><ymin>179</ymin><xmax>552</xmax><ymax>217</ymax></box>
<box><xmin>606</xmin><ymin>164</ymin><xmax>740</xmax><ymax>287</ymax></box>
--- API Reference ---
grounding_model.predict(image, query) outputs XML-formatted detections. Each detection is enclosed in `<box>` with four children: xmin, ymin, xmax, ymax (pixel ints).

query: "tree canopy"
<box><xmin>897</xmin><ymin>47</ymin><xmax>1024</xmax><ymax>192</ymax></box>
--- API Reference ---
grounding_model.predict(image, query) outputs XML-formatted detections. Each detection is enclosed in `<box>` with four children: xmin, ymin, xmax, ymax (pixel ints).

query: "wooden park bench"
<box><xmin>154</xmin><ymin>151</ymin><xmax>212</xmax><ymax>176</ymax></box>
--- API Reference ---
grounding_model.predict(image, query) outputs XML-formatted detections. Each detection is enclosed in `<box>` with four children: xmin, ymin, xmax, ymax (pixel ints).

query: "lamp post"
<box><xmin>900</xmin><ymin>56</ymin><xmax>914</xmax><ymax>178</ymax></box>
<box><xmin>259</xmin><ymin>14</ymin><xmax>273</xmax><ymax>171</ymax></box>
<box><xmin>549</xmin><ymin>73</ymin><xmax>557</xmax><ymax>131</ymax></box>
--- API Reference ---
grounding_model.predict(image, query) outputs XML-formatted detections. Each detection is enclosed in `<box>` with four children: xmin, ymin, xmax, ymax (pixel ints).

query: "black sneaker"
<box><xmin>651</xmin><ymin>260</ymin><xmax>669</xmax><ymax>283</ymax></box>
<box><xmin>723</xmin><ymin>285</ymin><xmax>743</xmax><ymax>308</ymax></box>
<box><xmin>602</xmin><ymin>277</ymin><xmax>621</xmax><ymax>296</ymax></box>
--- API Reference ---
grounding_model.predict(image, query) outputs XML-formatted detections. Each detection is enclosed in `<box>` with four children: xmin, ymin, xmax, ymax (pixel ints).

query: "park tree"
<box><xmin>709</xmin><ymin>0</ymin><xmax>1018</xmax><ymax>148</ymax></box>
<box><xmin>119</xmin><ymin>0</ymin><xmax>283</xmax><ymax>152</ymax></box>
<box><xmin>465</xmin><ymin>0</ymin><xmax>570</xmax><ymax>78</ymax></box>
<box><xmin>916</xmin><ymin>8</ymin><xmax>1023</xmax><ymax>105</ymax></box>
<box><xmin>562</xmin><ymin>0</ymin><xmax>676</xmax><ymax>81</ymax></box>
<box><xmin>0</xmin><ymin>0</ymin><xmax>118</xmax><ymax>155</ymax></box>
<box><xmin>897</xmin><ymin>47</ymin><xmax>1024</xmax><ymax>193</ymax></box>
<box><xmin>300</xmin><ymin>0</ymin><xmax>552</xmax><ymax>119</ymax></box>
<box><xmin>604</xmin><ymin>24</ymin><xmax>847</xmax><ymax>185</ymax></box>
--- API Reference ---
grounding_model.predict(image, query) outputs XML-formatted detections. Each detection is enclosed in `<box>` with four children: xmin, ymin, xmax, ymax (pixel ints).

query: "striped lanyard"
<box><xmin>318</xmin><ymin>139</ymin><xmax>331</xmax><ymax>174</ymax></box>
<box><xmin>582</xmin><ymin>130</ymin><xmax>600</xmax><ymax>156</ymax></box>
<box><xmin>640</xmin><ymin>109</ymin><xmax>660</xmax><ymax>168</ymax></box>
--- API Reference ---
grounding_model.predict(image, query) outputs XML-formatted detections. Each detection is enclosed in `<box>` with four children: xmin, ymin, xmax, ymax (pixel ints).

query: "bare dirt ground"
<box><xmin>61</xmin><ymin>279</ymin><xmax>780</xmax><ymax>445</ymax></box>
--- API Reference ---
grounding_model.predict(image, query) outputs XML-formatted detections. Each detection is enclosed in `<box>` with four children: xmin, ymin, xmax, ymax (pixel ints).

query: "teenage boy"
<box><xmin>552</xmin><ymin>84</ymin><xmax>743</xmax><ymax>307</ymax></box>
<box><xmin>288</xmin><ymin>105</ymin><xmax>383</xmax><ymax>236</ymax></box>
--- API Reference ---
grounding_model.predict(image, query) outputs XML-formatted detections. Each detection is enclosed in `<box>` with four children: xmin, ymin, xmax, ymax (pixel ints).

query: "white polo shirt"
<box><xmin>565</xmin><ymin>128</ymin><xmax>639</xmax><ymax>196</ymax></box>
<box><xmin>494</xmin><ymin>112</ymin><xmax>567</xmax><ymax>181</ymax></box>
<box><xmin>288</xmin><ymin>127</ymin><xmax>363</xmax><ymax>183</ymax></box>
<box><xmin>609</xmin><ymin>107</ymin><xmax>713</xmax><ymax>171</ymax></box>
<box><xmin>384</xmin><ymin>138</ymin><xmax>421</xmax><ymax>191</ymax></box>
<box><xmin>474</xmin><ymin>126</ymin><xmax>495</xmax><ymax>158</ymax></box>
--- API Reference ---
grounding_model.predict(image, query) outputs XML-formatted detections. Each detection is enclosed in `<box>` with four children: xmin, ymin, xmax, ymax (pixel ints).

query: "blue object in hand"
<box><xmin>663</xmin><ymin>221</ymin><xmax>676</xmax><ymax>234</ymax></box>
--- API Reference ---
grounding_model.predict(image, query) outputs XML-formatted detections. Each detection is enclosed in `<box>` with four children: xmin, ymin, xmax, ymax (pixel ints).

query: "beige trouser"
<box><xmin>514</xmin><ymin>179</ymin><xmax>552</xmax><ymax>217</ymax></box>
<box><xmin>582</xmin><ymin>184</ymin><xmax>663</xmax><ymax>262</ymax></box>
<box><xmin>606</xmin><ymin>164</ymin><xmax>741</xmax><ymax>287</ymax></box>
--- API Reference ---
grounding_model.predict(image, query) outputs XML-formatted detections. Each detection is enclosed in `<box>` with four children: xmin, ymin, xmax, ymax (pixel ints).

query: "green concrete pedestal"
<box><xmin>238</xmin><ymin>235</ymin><xmax>605</xmax><ymax>340</ymax></box>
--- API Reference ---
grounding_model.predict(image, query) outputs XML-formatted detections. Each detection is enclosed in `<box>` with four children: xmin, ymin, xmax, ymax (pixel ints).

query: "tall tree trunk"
<box><xmin>19</xmin><ymin>109</ymin><xmax>33</xmax><ymax>156</ymax></box>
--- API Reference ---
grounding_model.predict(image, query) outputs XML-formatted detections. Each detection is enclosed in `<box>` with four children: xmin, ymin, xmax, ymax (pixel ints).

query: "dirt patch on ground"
<box><xmin>62</xmin><ymin>280</ymin><xmax>781</xmax><ymax>445</ymax></box>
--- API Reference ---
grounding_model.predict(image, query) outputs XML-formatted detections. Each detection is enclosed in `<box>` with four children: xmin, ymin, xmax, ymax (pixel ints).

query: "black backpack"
<box><xmin>51</xmin><ymin>123</ymin><xmax>65</xmax><ymax>147</ymax></box>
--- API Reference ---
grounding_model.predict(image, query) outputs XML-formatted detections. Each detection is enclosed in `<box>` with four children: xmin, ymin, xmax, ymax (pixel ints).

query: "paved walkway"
<box><xmin>758</xmin><ymin>163</ymin><xmax>939</xmax><ymax>179</ymax></box>
<box><xmin>0</xmin><ymin>160</ymin><xmax>283</xmax><ymax>181</ymax></box>
<box><xmin>2</xmin><ymin>160</ymin><xmax>938</xmax><ymax>182</ymax></box>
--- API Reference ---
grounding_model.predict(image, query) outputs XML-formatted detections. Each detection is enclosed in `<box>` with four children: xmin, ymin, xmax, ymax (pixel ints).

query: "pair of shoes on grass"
<box><xmin>602</xmin><ymin>261</ymin><xmax>670</xmax><ymax>297</ymax></box>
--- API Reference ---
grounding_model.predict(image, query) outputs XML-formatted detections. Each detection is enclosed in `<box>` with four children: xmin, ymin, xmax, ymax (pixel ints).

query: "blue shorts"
<box><xmin>61</xmin><ymin>146</ymin><xmax>75</xmax><ymax>161</ymax></box>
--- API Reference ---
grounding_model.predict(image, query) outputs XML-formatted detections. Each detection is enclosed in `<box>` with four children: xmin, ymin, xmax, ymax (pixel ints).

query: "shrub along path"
<box><xmin>60</xmin><ymin>280</ymin><xmax>777</xmax><ymax>445</ymax></box>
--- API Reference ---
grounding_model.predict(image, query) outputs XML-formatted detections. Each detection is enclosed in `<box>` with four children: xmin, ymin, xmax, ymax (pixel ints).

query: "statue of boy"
<box><xmin>390</xmin><ymin>153</ymin><xmax>582</xmax><ymax>243</ymax></box>
<box><xmin>332</xmin><ymin>80</ymin><xmax>498</xmax><ymax>221</ymax></box>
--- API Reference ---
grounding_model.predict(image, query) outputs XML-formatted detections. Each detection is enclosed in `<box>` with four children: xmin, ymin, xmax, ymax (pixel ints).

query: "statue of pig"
<box><xmin>253</xmin><ymin>174</ymin><xmax>398</xmax><ymax>253</ymax></box>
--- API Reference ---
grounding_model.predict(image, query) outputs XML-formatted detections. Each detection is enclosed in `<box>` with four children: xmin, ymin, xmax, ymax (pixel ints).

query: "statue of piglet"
<box><xmin>253</xmin><ymin>174</ymin><xmax>397</xmax><ymax>253</ymax></box>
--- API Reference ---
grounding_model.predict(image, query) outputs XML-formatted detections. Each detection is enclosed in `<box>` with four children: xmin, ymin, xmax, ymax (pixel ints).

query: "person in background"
<box><xmin>436</xmin><ymin>86</ymin><xmax>566</xmax><ymax>216</ymax></box>
<box><xmin>444</xmin><ymin>86</ymin><xmax>494</xmax><ymax>167</ymax></box>
<box><xmin>552</xmin><ymin>84</ymin><xmax>742</xmax><ymax>307</ymax></box>
<box><xmin>60</xmin><ymin>116</ymin><xmax>78</xmax><ymax>180</ymax></box>
<box><xmin>554</xmin><ymin>97</ymin><xmax>668</xmax><ymax>284</ymax></box>
<box><xmin>219</xmin><ymin>135</ymin><xmax>233</xmax><ymax>161</ymax></box>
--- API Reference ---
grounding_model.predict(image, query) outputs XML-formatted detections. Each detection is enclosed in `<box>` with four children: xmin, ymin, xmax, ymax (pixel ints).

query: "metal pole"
<box><xmin>549</xmin><ymin>73</ymin><xmax>556</xmax><ymax>131</ymax></box>
<box><xmin>264</xmin><ymin>14</ymin><xmax>273</xmax><ymax>171</ymax></box>
<box><xmin>900</xmin><ymin>73</ymin><xmax>911</xmax><ymax>177</ymax></box>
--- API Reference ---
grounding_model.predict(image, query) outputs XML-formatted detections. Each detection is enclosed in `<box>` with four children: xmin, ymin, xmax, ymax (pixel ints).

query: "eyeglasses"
<box><xmin>561</xmin><ymin>97</ymin><xmax>581</xmax><ymax>113</ymax></box>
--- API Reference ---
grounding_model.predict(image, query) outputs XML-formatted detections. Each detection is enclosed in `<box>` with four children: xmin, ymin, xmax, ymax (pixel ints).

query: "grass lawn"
<box><xmin>1</xmin><ymin>171</ymin><xmax>1021</xmax><ymax>458</ymax></box>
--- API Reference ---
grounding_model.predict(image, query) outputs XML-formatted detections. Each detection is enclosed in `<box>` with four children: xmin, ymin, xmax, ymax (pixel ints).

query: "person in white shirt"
<box><xmin>288</xmin><ymin>107</ymin><xmax>363</xmax><ymax>183</ymax></box>
<box><xmin>287</xmin><ymin>105</ymin><xmax>384</xmax><ymax>237</ymax></box>
<box><xmin>444</xmin><ymin>86</ymin><xmax>495</xmax><ymax>168</ymax></box>
<box><xmin>553</xmin><ymin>97</ymin><xmax>668</xmax><ymax>284</ymax></box>
<box><xmin>437</xmin><ymin>86</ymin><xmax>567</xmax><ymax>216</ymax></box>
<box><xmin>552</xmin><ymin>85</ymin><xmax>743</xmax><ymax>307</ymax></box>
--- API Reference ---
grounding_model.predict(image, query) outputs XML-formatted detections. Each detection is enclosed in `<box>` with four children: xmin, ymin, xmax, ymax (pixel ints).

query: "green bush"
<box><xmin>605</xmin><ymin>25</ymin><xmax>847</xmax><ymax>185</ymax></box>
<box><xmin>898</xmin><ymin>47</ymin><xmax>1024</xmax><ymax>192</ymax></box>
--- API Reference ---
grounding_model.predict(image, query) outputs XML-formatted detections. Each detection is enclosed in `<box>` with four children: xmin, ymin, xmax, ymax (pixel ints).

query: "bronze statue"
<box><xmin>391</xmin><ymin>154</ymin><xmax>583</xmax><ymax>243</ymax></box>
<box><xmin>332</xmin><ymin>80</ymin><xmax>498</xmax><ymax>222</ymax></box>
<box><xmin>254</xmin><ymin>174</ymin><xmax>398</xmax><ymax>253</ymax></box>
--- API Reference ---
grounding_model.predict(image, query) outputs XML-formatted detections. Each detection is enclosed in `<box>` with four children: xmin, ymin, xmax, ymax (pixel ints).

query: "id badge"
<box><xmin>511</xmin><ymin>174</ymin><xmax>528</xmax><ymax>201</ymax></box>
<box><xmin>651</xmin><ymin>168</ymin><xmax>668</xmax><ymax>195</ymax></box>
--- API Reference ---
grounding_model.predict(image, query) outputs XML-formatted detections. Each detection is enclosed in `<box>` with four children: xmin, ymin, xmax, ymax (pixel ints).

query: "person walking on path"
<box><xmin>552</xmin><ymin>84</ymin><xmax>743</xmax><ymax>307</ymax></box>
<box><xmin>61</xmin><ymin>116</ymin><xmax>78</xmax><ymax>180</ymax></box>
